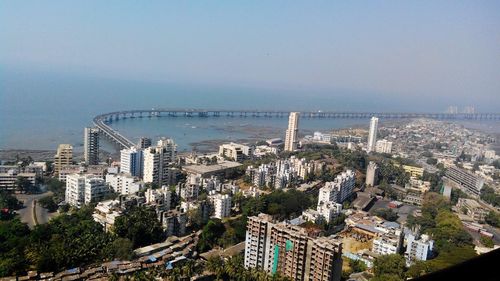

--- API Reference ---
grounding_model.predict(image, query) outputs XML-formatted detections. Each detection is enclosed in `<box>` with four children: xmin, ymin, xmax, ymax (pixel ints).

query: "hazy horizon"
<box><xmin>1</xmin><ymin>1</ymin><xmax>499</xmax><ymax>112</ymax></box>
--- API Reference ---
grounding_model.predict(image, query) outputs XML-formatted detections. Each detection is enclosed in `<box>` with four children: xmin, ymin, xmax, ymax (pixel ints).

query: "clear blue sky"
<box><xmin>1</xmin><ymin>1</ymin><xmax>499</xmax><ymax>111</ymax></box>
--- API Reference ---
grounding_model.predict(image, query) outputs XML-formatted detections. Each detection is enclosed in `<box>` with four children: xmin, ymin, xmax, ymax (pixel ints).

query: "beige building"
<box><xmin>54</xmin><ymin>144</ymin><xmax>73</xmax><ymax>175</ymax></box>
<box><xmin>284</xmin><ymin>112</ymin><xmax>300</xmax><ymax>152</ymax></box>
<box><xmin>244</xmin><ymin>213</ymin><xmax>343</xmax><ymax>281</ymax></box>
<box><xmin>402</xmin><ymin>165</ymin><xmax>424</xmax><ymax>178</ymax></box>
<box><xmin>219</xmin><ymin>142</ymin><xmax>253</xmax><ymax>162</ymax></box>
<box><xmin>0</xmin><ymin>170</ymin><xmax>36</xmax><ymax>191</ymax></box>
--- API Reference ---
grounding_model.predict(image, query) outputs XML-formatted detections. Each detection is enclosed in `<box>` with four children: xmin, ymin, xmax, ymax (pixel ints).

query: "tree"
<box><xmin>426</xmin><ymin>158</ymin><xmax>438</xmax><ymax>165</ymax></box>
<box><xmin>105</xmin><ymin>238</ymin><xmax>134</xmax><ymax>260</ymax></box>
<box><xmin>37</xmin><ymin>196</ymin><xmax>58</xmax><ymax>212</ymax></box>
<box><xmin>15</xmin><ymin>176</ymin><xmax>33</xmax><ymax>193</ymax></box>
<box><xmin>0</xmin><ymin>192</ymin><xmax>22</xmax><ymax>210</ymax></box>
<box><xmin>372</xmin><ymin>254</ymin><xmax>406</xmax><ymax>281</ymax></box>
<box><xmin>113</xmin><ymin>206</ymin><xmax>164</xmax><ymax>248</ymax></box>
<box><xmin>485</xmin><ymin>211</ymin><xmax>500</xmax><ymax>227</ymax></box>
<box><xmin>480</xmin><ymin>236</ymin><xmax>494</xmax><ymax>248</ymax></box>
<box><xmin>348</xmin><ymin>258</ymin><xmax>367</xmax><ymax>273</ymax></box>
<box><xmin>0</xmin><ymin>219</ymin><xmax>31</xmax><ymax>276</ymax></box>
<box><xmin>197</xmin><ymin>219</ymin><xmax>225</xmax><ymax>252</ymax></box>
<box><xmin>374</xmin><ymin>208</ymin><xmax>398</xmax><ymax>222</ymax></box>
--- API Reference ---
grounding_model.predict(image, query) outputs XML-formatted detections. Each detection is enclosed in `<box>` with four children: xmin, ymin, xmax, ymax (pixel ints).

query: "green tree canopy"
<box><xmin>113</xmin><ymin>206</ymin><xmax>164</xmax><ymax>248</ymax></box>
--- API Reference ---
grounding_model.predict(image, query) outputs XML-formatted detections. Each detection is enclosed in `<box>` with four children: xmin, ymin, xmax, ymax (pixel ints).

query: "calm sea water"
<box><xmin>1</xmin><ymin>69</ymin><xmax>498</xmax><ymax>152</ymax></box>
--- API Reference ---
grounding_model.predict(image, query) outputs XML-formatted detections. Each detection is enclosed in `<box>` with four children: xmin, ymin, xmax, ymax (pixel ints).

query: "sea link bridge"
<box><xmin>93</xmin><ymin>109</ymin><xmax>500</xmax><ymax>149</ymax></box>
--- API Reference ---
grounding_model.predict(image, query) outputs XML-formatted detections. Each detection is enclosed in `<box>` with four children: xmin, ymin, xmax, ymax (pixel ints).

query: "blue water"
<box><xmin>1</xmin><ymin>68</ymin><xmax>497</xmax><ymax>151</ymax></box>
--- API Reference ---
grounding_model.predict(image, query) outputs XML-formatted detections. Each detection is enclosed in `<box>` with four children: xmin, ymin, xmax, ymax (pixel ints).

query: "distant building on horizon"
<box><xmin>54</xmin><ymin>144</ymin><xmax>73</xmax><ymax>175</ymax></box>
<box><xmin>284</xmin><ymin>112</ymin><xmax>300</xmax><ymax>152</ymax></box>
<box><xmin>367</xmin><ymin>117</ymin><xmax>378</xmax><ymax>153</ymax></box>
<box><xmin>84</xmin><ymin>127</ymin><xmax>100</xmax><ymax>165</ymax></box>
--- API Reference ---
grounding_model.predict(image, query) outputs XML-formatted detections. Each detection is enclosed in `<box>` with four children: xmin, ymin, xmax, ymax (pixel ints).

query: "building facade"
<box><xmin>244</xmin><ymin>214</ymin><xmax>343</xmax><ymax>281</ymax></box>
<box><xmin>106</xmin><ymin>173</ymin><xmax>143</xmax><ymax>195</ymax></box>
<box><xmin>445</xmin><ymin>166</ymin><xmax>485</xmax><ymax>197</ymax></box>
<box><xmin>365</xmin><ymin>162</ymin><xmax>379</xmax><ymax>187</ymax></box>
<box><xmin>54</xmin><ymin>144</ymin><xmax>73</xmax><ymax>175</ymax></box>
<box><xmin>143</xmin><ymin>138</ymin><xmax>178</xmax><ymax>186</ymax></box>
<box><xmin>284</xmin><ymin>112</ymin><xmax>300</xmax><ymax>152</ymax></box>
<box><xmin>219</xmin><ymin>142</ymin><xmax>253</xmax><ymax>162</ymax></box>
<box><xmin>84</xmin><ymin>127</ymin><xmax>100</xmax><ymax>165</ymax></box>
<box><xmin>120</xmin><ymin>147</ymin><xmax>144</xmax><ymax>177</ymax></box>
<box><xmin>65</xmin><ymin>174</ymin><xmax>108</xmax><ymax>207</ymax></box>
<box><xmin>367</xmin><ymin>117</ymin><xmax>378</xmax><ymax>153</ymax></box>
<box><xmin>375</xmin><ymin>139</ymin><xmax>392</xmax><ymax>154</ymax></box>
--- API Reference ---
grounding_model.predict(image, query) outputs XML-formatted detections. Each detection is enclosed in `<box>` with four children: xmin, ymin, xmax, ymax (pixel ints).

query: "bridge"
<box><xmin>93</xmin><ymin>109</ymin><xmax>500</xmax><ymax>149</ymax></box>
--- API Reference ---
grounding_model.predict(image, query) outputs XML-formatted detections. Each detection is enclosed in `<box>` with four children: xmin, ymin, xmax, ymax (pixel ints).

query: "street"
<box><xmin>15</xmin><ymin>192</ymin><xmax>55</xmax><ymax>228</ymax></box>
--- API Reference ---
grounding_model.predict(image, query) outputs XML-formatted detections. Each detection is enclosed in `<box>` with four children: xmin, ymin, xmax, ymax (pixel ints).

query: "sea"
<box><xmin>1</xmin><ymin>69</ymin><xmax>499</xmax><ymax>153</ymax></box>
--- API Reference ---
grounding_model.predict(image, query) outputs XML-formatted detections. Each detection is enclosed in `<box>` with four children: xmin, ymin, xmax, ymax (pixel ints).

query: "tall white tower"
<box><xmin>367</xmin><ymin>117</ymin><xmax>378</xmax><ymax>153</ymax></box>
<box><xmin>84</xmin><ymin>127</ymin><xmax>100</xmax><ymax>165</ymax></box>
<box><xmin>284</xmin><ymin>112</ymin><xmax>300</xmax><ymax>152</ymax></box>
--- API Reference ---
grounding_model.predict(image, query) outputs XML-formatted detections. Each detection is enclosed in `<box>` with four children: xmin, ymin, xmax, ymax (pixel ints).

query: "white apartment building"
<box><xmin>209</xmin><ymin>193</ymin><xmax>232</xmax><ymax>219</ymax></box>
<box><xmin>65</xmin><ymin>174</ymin><xmax>108</xmax><ymax>207</ymax></box>
<box><xmin>367</xmin><ymin>117</ymin><xmax>379</xmax><ymax>153</ymax></box>
<box><xmin>143</xmin><ymin>138</ymin><xmax>178</xmax><ymax>186</ymax></box>
<box><xmin>375</xmin><ymin>139</ymin><xmax>393</xmax><ymax>154</ymax></box>
<box><xmin>372</xmin><ymin>231</ymin><xmax>403</xmax><ymax>256</ymax></box>
<box><xmin>92</xmin><ymin>200</ymin><xmax>122</xmax><ymax>232</ymax></box>
<box><xmin>84</xmin><ymin>127</ymin><xmax>100</xmax><ymax>165</ymax></box>
<box><xmin>219</xmin><ymin>142</ymin><xmax>253</xmax><ymax>162</ymax></box>
<box><xmin>106</xmin><ymin>173</ymin><xmax>143</xmax><ymax>195</ymax></box>
<box><xmin>58</xmin><ymin>165</ymin><xmax>107</xmax><ymax>182</ymax></box>
<box><xmin>405</xmin><ymin>232</ymin><xmax>434</xmax><ymax>266</ymax></box>
<box><xmin>316</xmin><ymin>201</ymin><xmax>342</xmax><ymax>223</ymax></box>
<box><xmin>318</xmin><ymin>170</ymin><xmax>356</xmax><ymax>204</ymax></box>
<box><xmin>284</xmin><ymin>112</ymin><xmax>300</xmax><ymax>152</ymax></box>
<box><xmin>0</xmin><ymin>170</ymin><xmax>36</xmax><ymax>191</ymax></box>
<box><xmin>120</xmin><ymin>147</ymin><xmax>143</xmax><ymax>177</ymax></box>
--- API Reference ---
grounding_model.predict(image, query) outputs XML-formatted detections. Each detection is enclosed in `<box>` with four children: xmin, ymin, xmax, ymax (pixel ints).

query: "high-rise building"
<box><xmin>445</xmin><ymin>166</ymin><xmax>484</xmax><ymax>197</ymax></box>
<box><xmin>244</xmin><ymin>214</ymin><xmax>343</xmax><ymax>281</ymax></box>
<box><xmin>366</xmin><ymin>162</ymin><xmax>379</xmax><ymax>187</ymax></box>
<box><xmin>143</xmin><ymin>138</ymin><xmax>178</xmax><ymax>186</ymax></box>
<box><xmin>284</xmin><ymin>112</ymin><xmax>300</xmax><ymax>152</ymax></box>
<box><xmin>54</xmin><ymin>144</ymin><xmax>73</xmax><ymax>175</ymax></box>
<box><xmin>120</xmin><ymin>147</ymin><xmax>143</xmax><ymax>177</ymax></box>
<box><xmin>367</xmin><ymin>117</ymin><xmax>378</xmax><ymax>153</ymax></box>
<box><xmin>84</xmin><ymin>127</ymin><xmax>100</xmax><ymax>165</ymax></box>
<box><xmin>138</xmin><ymin>137</ymin><xmax>152</xmax><ymax>149</ymax></box>
<box><xmin>65</xmin><ymin>174</ymin><xmax>108</xmax><ymax>207</ymax></box>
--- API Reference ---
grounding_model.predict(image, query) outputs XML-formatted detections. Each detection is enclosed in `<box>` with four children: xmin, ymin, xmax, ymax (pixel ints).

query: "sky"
<box><xmin>1</xmin><ymin>1</ymin><xmax>499</xmax><ymax>111</ymax></box>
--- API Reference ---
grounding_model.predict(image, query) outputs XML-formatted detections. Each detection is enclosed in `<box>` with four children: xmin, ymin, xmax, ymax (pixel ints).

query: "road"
<box><xmin>16</xmin><ymin>192</ymin><xmax>55</xmax><ymax>228</ymax></box>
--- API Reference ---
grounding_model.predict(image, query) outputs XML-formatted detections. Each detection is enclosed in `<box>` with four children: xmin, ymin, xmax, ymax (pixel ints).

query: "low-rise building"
<box><xmin>219</xmin><ymin>142</ymin><xmax>253</xmax><ymax>162</ymax></box>
<box><xmin>371</xmin><ymin>230</ymin><xmax>403</xmax><ymax>256</ymax></box>
<box><xmin>58</xmin><ymin>164</ymin><xmax>107</xmax><ymax>182</ymax></box>
<box><xmin>457</xmin><ymin>198</ymin><xmax>489</xmax><ymax>222</ymax></box>
<box><xmin>92</xmin><ymin>200</ymin><xmax>122</xmax><ymax>232</ymax></box>
<box><xmin>106</xmin><ymin>173</ymin><xmax>143</xmax><ymax>195</ymax></box>
<box><xmin>0</xmin><ymin>169</ymin><xmax>36</xmax><ymax>191</ymax></box>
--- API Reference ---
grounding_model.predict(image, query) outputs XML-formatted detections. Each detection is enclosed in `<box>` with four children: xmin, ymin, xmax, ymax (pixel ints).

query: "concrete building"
<box><xmin>244</xmin><ymin>214</ymin><xmax>343</xmax><ymax>281</ymax></box>
<box><xmin>316</xmin><ymin>201</ymin><xmax>342</xmax><ymax>223</ymax></box>
<box><xmin>375</xmin><ymin>139</ymin><xmax>392</xmax><ymax>154</ymax></box>
<box><xmin>145</xmin><ymin>186</ymin><xmax>172</xmax><ymax>211</ymax></box>
<box><xmin>219</xmin><ymin>142</ymin><xmax>253</xmax><ymax>162</ymax></box>
<box><xmin>143</xmin><ymin>138</ymin><xmax>178</xmax><ymax>186</ymax></box>
<box><xmin>371</xmin><ymin>231</ymin><xmax>403</xmax><ymax>256</ymax></box>
<box><xmin>405</xmin><ymin>232</ymin><xmax>434</xmax><ymax>266</ymax></box>
<box><xmin>106</xmin><ymin>173</ymin><xmax>143</xmax><ymax>195</ymax></box>
<box><xmin>318</xmin><ymin>170</ymin><xmax>356</xmax><ymax>204</ymax></box>
<box><xmin>445</xmin><ymin>166</ymin><xmax>485</xmax><ymax>197</ymax></box>
<box><xmin>457</xmin><ymin>198</ymin><xmax>489</xmax><ymax>221</ymax></box>
<box><xmin>92</xmin><ymin>200</ymin><xmax>122</xmax><ymax>232</ymax></box>
<box><xmin>58</xmin><ymin>164</ymin><xmax>107</xmax><ymax>182</ymax></box>
<box><xmin>160</xmin><ymin>207</ymin><xmax>187</xmax><ymax>237</ymax></box>
<box><xmin>54</xmin><ymin>144</ymin><xmax>73</xmax><ymax>175</ymax></box>
<box><xmin>0</xmin><ymin>169</ymin><xmax>36</xmax><ymax>191</ymax></box>
<box><xmin>138</xmin><ymin>137</ymin><xmax>152</xmax><ymax>149</ymax></box>
<box><xmin>365</xmin><ymin>162</ymin><xmax>379</xmax><ymax>187</ymax></box>
<box><xmin>84</xmin><ymin>127</ymin><xmax>100</xmax><ymax>165</ymax></box>
<box><xmin>367</xmin><ymin>117</ymin><xmax>378</xmax><ymax>153</ymax></box>
<box><xmin>284</xmin><ymin>112</ymin><xmax>300</xmax><ymax>152</ymax></box>
<box><xmin>402</xmin><ymin>165</ymin><xmax>424</xmax><ymax>179</ymax></box>
<box><xmin>209</xmin><ymin>193</ymin><xmax>232</xmax><ymax>219</ymax></box>
<box><xmin>120</xmin><ymin>147</ymin><xmax>143</xmax><ymax>177</ymax></box>
<box><xmin>65</xmin><ymin>174</ymin><xmax>109</xmax><ymax>207</ymax></box>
